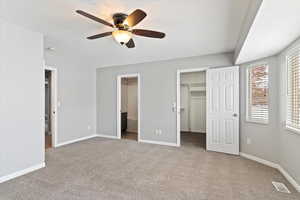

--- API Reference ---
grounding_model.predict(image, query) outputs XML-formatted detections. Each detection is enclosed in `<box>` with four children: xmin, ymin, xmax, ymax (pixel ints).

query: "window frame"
<box><xmin>246</xmin><ymin>63</ymin><xmax>270</xmax><ymax>125</ymax></box>
<box><xmin>285</xmin><ymin>46</ymin><xmax>300</xmax><ymax>134</ymax></box>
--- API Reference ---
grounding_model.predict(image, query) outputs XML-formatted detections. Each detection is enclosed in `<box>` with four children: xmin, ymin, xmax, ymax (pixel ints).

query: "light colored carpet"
<box><xmin>0</xmin><ymin>137</ymin><xmax>299</xmax><ymax>200</ymax></box>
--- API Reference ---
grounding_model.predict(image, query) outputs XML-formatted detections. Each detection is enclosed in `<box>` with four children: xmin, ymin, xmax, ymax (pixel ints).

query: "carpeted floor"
<box><xmin>0</xmin><ymin>137</ymin><xmax>299</xmax><ymax>200</ymax></box>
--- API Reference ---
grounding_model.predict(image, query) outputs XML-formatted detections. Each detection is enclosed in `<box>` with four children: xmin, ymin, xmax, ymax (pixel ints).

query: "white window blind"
<box><xmin>247</xmin><ymin>64</ymin><xmax>269</xmax><ymax>123</ymax></box>
<box><xmin>286</xmin><ymin>48</ymin><xmax>300</xmax><ymax>130</ymax></box>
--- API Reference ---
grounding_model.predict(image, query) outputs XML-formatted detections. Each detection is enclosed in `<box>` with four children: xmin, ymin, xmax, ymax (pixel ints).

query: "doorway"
<box><xmin>44</xmin><ymin>67</ymin><xmax>57</xmax><ymax>149</ymax></box>
<box><xmin>176</xmin><ymin>67</ymin><xmax>240</xmax><ymax>155</ymax></box>
<box><xmin>117</xmin><ymin>74</ymin><xmax>140</xmax><ymax>141</ymax></box>
<box><xmin>177</xmin><ymin>70</ymin><xmax>207</xmax><ymax>149</ymax></box>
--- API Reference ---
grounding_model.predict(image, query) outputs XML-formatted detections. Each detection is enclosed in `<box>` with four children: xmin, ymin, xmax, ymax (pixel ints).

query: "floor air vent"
<box><xmin>272</xmin><ymin>182</ymin><xmax>291</xmax><ymax>193</ymax></box>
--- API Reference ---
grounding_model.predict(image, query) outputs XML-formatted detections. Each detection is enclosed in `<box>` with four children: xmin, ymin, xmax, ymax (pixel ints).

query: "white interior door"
<box><xmin>206</xmin><ymin>66</ymin><xmax>239</xmax><ymax>155</ymax></box>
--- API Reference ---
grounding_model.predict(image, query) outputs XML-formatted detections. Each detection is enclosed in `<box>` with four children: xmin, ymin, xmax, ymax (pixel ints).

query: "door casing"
<box><xmin>117</xmin><ymin>73</ymin><xmax>141</xmax><ymax>141</ymax></box>
<box><xmin>177</xmin><ymin>68</ymin><xmax>208</xmax><ymax>147</ymax></box>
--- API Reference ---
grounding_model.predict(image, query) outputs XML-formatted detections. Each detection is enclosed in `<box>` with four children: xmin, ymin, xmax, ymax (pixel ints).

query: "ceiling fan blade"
<box><xmin>87</xmin><ymin>32</ymin><xmax>112</xmax><ymax>40</ymax></box>
<box><xmin>132</xmin><ymin>29</ymin><xmax>166</xmax><ymax>39</ymax></box>
<box><xmin>125</xmin><ymin>9</ymin><xmax>147</xmax><ymax>27</ymax></box>
<box><xmin>126</xmin><ymin>39</ymin><xmax>135</xmax><ymax>48</ymax></box>
<box><xmin>76</xmin><ymin>10</ymin><xmax>114</xmax><ymax>28</ymax></box>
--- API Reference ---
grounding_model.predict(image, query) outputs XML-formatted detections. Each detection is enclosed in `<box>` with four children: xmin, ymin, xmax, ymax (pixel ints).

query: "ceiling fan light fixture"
<box><xmin>77</xmin><ymin>9</ymin><xmax>165</xmax><ymax>48</ymax></box>
<box><xmin>112</xmin><ymin>30</ymin><xmax>132</xmax><ymax>45</ymax></box>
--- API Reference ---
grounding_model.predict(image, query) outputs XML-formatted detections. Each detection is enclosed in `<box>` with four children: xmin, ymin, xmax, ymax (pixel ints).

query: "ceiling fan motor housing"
<box><xmin>113</xmin><ymin>13</ymin><xmax>129</xmax><ymax>30</ymax></box>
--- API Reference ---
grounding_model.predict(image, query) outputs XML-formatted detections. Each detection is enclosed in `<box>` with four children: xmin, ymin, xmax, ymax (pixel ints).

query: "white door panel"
<box><xmin>207</xmin><ymin>66</ymin><xmax>239</xmax><ymax>155</ymax></box>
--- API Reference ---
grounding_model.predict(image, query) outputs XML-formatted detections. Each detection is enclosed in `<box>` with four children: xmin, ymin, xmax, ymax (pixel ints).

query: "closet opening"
<box><xmin>117</xmin><ymin>74</ymin><xmax>140</xmax><ymax>141</ymax></box>
<box><xmin>177</xmin><ymin>69</ymin><xmax>207</xmax><ymax>149</ymax></box>
<box><xmin>44</xmin><ymin>67</ymin><xmax>57</xmax><ymax>149</ymax></box>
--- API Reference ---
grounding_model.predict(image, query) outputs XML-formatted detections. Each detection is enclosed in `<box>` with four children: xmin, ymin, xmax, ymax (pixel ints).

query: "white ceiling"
<box><xmin>1</xmin><ymin>0</ymin><xmax>251</xmax><ymax>67</ymax></box>
<box><xmin>236</xmin><ymin>0</ymin><xmax>300</xmax><ymax>64</ymax></box>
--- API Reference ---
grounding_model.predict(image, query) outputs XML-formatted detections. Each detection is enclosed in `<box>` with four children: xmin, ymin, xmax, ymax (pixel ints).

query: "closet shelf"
<box><xmin>190</xmin><ymin>86</ymin><xmax>206</xmax><ymax>92</ymax></box>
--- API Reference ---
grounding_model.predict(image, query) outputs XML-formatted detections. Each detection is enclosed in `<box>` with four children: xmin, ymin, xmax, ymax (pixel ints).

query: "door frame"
<box><xmin>117</xmin><ymin>73</ymin><xmax>141</xmax><ymax>141</ymax></box>
<box><xmin>176</xmin><ymin>68</ymin><xmax>208</xmax><ymax>147</ymax></box>
<box><xmin>44</xmin><ymin>66</ymin><xmax>58</xmax><ymax>148</ymax></box>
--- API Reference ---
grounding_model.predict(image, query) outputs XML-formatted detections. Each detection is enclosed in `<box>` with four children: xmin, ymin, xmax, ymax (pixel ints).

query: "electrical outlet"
<box><xmin>155</xmin><ymin>129</ymin><xmax>162</xmax><ymax>135</ymax></box>
<box><xmin>158</xmin><ymin>129</ymin><xmax>162</xmax><ymax>135</ymax></box>
<box><xmin>246</xmin><ymin>137</ymin><xmax>252</xmax><ymax>145</ymax></box>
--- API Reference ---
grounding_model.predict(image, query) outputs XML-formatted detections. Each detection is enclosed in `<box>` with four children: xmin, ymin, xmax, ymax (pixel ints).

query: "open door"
<box><xmin>206</xmin><ymin>66</ymin><xmax>239</xmax><ymax>155</ymax></box>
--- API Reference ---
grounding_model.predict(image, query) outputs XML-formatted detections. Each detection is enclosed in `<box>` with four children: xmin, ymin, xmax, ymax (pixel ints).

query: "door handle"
<box><xmin>233</xmin><ymin>113</ymin><xmax>238</xmax><ymax>117</ymax></box>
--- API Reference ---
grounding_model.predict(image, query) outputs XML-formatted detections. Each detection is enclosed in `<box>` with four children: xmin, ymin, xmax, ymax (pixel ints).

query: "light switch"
<box><xmin>172</xmin><ymin>102</ymin><xmax>177</xmax><ymax>112</ymax></box>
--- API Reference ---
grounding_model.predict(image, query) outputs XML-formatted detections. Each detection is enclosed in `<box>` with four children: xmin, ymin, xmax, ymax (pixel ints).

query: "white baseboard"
<box><xmin>278</xmin><ymin>166</ymin><xmax>300</xmax><ymax>193</ymax></box>
<box><xmin>139</xmin><ymin>139</ymin><xmax>178</xmax><ymax>147</ymax></box>
<box><xmin>0</xmin><ymin>162</ymin><xmax>45</xmax><ymax>183</ymax></box>
<box><xmin>240</xmin><ymin>153</ymin><xmax>279</xmax><ymax>169</ymax></box>
<box><xmin>56</xmin><ymin>134</ymin><xmax>98</xmax><ymax>147</ymax></box>
<box><xmin>97</xmin><ymin>134</ymin><xmax>119</xmax><ymax>140</ymax></box>
<box><xmin>240</xmin><ymin>152</ymin><xmax>300</xmax><ymax>192</ymax></box>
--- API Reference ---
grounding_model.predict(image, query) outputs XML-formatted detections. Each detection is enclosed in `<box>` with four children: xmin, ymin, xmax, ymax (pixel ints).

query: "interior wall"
<box><xmin>279</xmin><ymin>37</ymin><xmax>300</xmax><ymax>184</ymax></box>
<box><xmin>121</xmin><ymin>79</ymin><xmax>128</xmax><ymax>113</ymax></box>
<box><xmin>0</xmin><ymin>20</ymin><xmax>44</xmax><ymax>178</ymax></box>
<box><xmin>96</xmin><ymin>53</ymin><xmax>233</xmax><ymax>144</ymax></box>
<box><xmin>181</xmin><ymin>72</ymin><xmax>206</xmax><ymax>85</ymax></box>
<box><xmin>180</xmin><ymin>85</ymin><xmax>189</xmax><ymax>132</ymax></box>
<box><xmin>240</xmin><ymin>56</ymin><xmax>280</xmax><ymax>164</ymax></box>
<box><xmin>240</xmin><ymin>37</ymin><xmax>300</xmax><ymax>185</ymax></box>
<box><xmin>44</xmin><ymin>41</ymin><xmax>96</xmax><ymax>145</ymax></box>
<box><xmin>126</xmin><ymin>78</ymin><xmax>138</xmax><ymax>132</ymax></box>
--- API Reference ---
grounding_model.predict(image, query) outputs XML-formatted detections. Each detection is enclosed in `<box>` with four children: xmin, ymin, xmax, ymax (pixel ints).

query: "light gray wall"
<box><xmin>96</xmin><ymin>53</ymin><xmax>233</xmax><ymax>143</ymax></box>
<box><xmin>0</xmin><ymin>20</ymin><xmax>44</xmax><ymax>177</ymax></box>
<box><xmin>44</xmin><ymin>44</ymin><xmax>96</xmax><ymax>144</ymax></box>
<box><xmin>240</xmin><ymin>56</ymin><xmax>280</xmax><ymax>163</ymax></box>
<box><xmin>279</xmin><ymin>37</ymin><xmax>300</xmax><ymax>184</ymax></box>
<box><xmin>240</xmin><ymin>38</ymin><xmax>300</xmax><ymax>184</ymax></box>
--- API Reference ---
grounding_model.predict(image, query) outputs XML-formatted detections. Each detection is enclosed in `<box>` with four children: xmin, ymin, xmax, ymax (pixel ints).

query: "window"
<box><xmin>246</xmin><ymin>64</ymin><xmax>269</xmax><ymax>123</ymax></box>
<box><xmin>286</xmin><ymin>48</ymin><xmax>300</xmax><ymax>131</ymax></box>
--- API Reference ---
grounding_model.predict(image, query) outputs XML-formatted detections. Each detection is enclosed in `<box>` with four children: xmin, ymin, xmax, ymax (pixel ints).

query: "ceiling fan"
<box><xmin>76</xmin><ymin>9</ymin><xmax>166</xmax><ymax>48</ymax></box>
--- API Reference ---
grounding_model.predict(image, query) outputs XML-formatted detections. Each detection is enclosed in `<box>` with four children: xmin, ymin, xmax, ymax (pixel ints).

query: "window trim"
<box><xmin>285</xmin><ymin>125</ymin><xmax>300</xmax><ymax>135</ymax></box>
<box><xmin>285</xmin><ymin>46</ymin><xmax>300</xmax><ymax>134</ymax></box>
<box><xmin>246</xmin><ymin>63</ymin><xmax>269</xmax><ymax>125</ymax></box>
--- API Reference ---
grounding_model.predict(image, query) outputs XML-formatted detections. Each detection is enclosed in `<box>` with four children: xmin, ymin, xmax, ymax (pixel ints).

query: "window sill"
<box><xmin>245</xmin><ymin>119</ymin><xmax>269</xmax><ymax>125</ymax></box>
<box><xmin>285</xmin><ymin>126</ymin><xmax>300</xmax><ymax>135</ymax></box>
